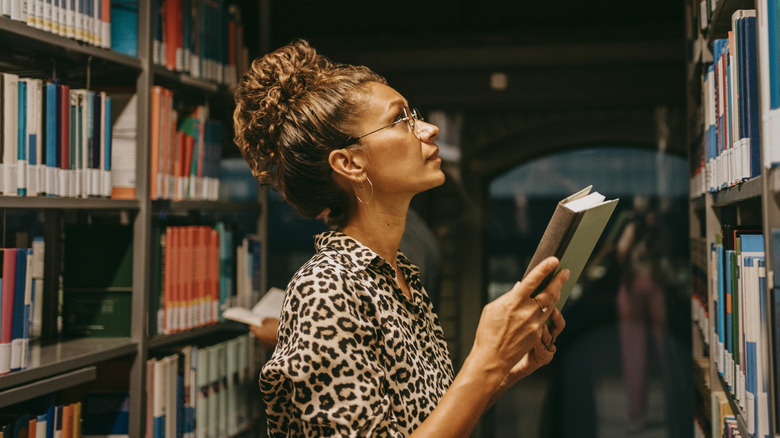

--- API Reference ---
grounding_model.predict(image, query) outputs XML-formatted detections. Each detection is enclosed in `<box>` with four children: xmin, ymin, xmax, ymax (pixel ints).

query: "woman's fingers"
<box><xmin>522</xmin><ymin>257</ymin><xmax>560</xmax><ymax>295</ymax></box>
<box><xmin>532</xmin><ymin>266</ymin><xmax>570</xmax><ymax>312</ymax></box>
<box><xmin>548</xmin><ymin>308</ymin><xmax>566</xmax><ymax>342</ymax></box>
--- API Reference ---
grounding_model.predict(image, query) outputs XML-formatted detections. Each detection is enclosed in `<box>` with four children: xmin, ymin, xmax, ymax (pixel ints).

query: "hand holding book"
<box><xmin>523</xmin><ymin>186</ymin><xmax>618</xmax><ymax>311</ymax></box>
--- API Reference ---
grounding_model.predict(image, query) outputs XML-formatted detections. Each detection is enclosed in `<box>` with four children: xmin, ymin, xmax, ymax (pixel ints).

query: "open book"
<box><xmin>523</xmin><ymin>186</ymin><xmax>618</xmax><ymax>311</ymax></box>
<box><xmin>222</xmin><ymin>287</ymin><xmax>285</xmax><ymax>326</ymax></box>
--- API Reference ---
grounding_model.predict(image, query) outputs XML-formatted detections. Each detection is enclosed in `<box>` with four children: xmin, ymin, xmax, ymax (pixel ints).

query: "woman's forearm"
<box><xmin>409</xmin><ymin>353</ymin><xmax>506</xmax><ymax>438</ymax></box>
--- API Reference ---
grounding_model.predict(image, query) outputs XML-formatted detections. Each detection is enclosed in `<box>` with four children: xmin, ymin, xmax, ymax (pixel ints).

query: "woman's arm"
<box><xmin>410</xmin><ymin>257</ymin><xmax>569</xmax><ymax>438</ymax></box>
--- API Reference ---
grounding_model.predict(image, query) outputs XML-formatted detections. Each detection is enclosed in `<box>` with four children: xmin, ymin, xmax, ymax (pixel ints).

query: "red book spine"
<box><xmin>1</xmin><ymin>249</ymin><xmax>18</xmax><ymax>375</ymax></box>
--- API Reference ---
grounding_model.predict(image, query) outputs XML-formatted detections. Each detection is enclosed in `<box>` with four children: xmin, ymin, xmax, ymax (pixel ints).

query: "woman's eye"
<box><xmin>393</xmin><ymin>111</ymin><xmax>406</xmax><ymax>123</ymax></box>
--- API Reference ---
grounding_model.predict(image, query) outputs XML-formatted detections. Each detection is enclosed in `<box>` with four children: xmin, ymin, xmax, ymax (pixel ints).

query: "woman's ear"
<box><xmin>329</xmin><ymin>148</ymin><xmax>365</xmax><ymax>182</ymax></box>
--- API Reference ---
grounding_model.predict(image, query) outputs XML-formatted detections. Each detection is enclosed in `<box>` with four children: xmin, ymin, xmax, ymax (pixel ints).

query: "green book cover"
<box><xmin>62</xmin><ymin>224</ymin><xmax>133</xmax><ymax>337</ymax></box>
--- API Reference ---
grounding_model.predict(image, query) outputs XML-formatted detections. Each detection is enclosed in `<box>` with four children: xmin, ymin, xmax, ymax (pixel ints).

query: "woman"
<box><xmin>233</xmin><ymin>40</ymin><xmax>568</xmax><ymax>437</ymax></box>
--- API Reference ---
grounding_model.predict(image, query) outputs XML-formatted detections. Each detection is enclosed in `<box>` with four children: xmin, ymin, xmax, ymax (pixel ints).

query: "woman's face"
<box><xmin>350</xmin><ymin>82</ymin><xmax>445</xmax><ymax>199</ymax></box>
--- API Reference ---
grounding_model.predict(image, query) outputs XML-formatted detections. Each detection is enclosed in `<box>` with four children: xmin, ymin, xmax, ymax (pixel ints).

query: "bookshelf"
<box><xmin>687</xmin><ymin>0</ymin><xmax>780</xmax><ymax>436</ymax></box>
<box><xmin>0</xmin><ymin>0</ymin><xmax>268</xmax><ymax>435</ymax></box>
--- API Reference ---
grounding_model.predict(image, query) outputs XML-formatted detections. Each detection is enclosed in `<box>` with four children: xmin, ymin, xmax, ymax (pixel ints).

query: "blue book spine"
<box><xmin>725</xmin><ymin>248</ymin><xmax>734</xmax><ymax>389</ymax></box>
<box><xmin>93</xmin><ymin>91</ymin><xmax>101</xmax><ymax>170</ymax></box>
<box><xmin>737</xmin><ymin>17</ymin><xmax>748</xmax><ymax>143</ymax></box>
<box><xmin>86</xmin><ymin>90</ymin><xmax>94</xmax><ymax>170</ymax></box>
<box><xmin>104</xmin><ymin>96</ymin><xmax>111</xmax><ymax>171</ymax></box>
<box><xmin>110</xmin><ymin>0</ymin><xmax>138</xmax><ymax>57</ymax></box>
<box><xmin>10</xmin><ymin>250</ymin><xmax>27</xmax><ymax>371</ymax></box>
<box><xmin>717</xmin><ymin>242</ymin><xmax>725</xmax><ymax>374</ymax></box>
<box><xmin>743</xmin><ymin>16</ymin><xmax>762</xmax><ymax>177</ymax></box>
<box><xmin>769</xmin><ymin>0</ymin><xmax>780</xmax><ymax>109</ymax></box>
<box><xmin>772</xmin><ymin>229</ymin><xmax>780</xmax><ymax>288</ymax></box>
<box><xmin>17</xmin><ymin>81</ymin><xmax>27</xmax><ymax>196</ymax></box>
<box><xmin>69</xmin><ymin>99</ymin><xmax>76</xmax><ymax>174</ymax></box>
<box><xmin>22</xmin><ymin>249</ymin><xmax>32</xmax><ymax>342</ymax></box>
<box><xmin>45</xmin><ymin>82</ymin><xmax>58</xmax><ymax>195</ymax></box>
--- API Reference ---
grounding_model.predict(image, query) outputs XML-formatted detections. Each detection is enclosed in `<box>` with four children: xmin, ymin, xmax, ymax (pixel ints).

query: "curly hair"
<box><xmin>233</xmin><ymin>40</ymin><xmax>386</xmax><ymax>229</ymax></box>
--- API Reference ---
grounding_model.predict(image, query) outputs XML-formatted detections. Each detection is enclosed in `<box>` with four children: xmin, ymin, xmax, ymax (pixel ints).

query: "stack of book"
<box><xmin>697</xmin><ymin>10</ymin><xmax>762</xmax><ymax>196</ymax></box>
<box><xmin>0</xmin><ymin>401</ymin><xmax>83</xmax><ymax>437</ymax></box>
<box><xmin>0</xmin><ymin>240</ymin><xmax>44</xmax><ymax>375</ymax></box>
<box><xmin>152</xmin><ymin>0</ymin><xmax>250</xmax><ymax>87</ymax></box>
<box><xmin>2</xmin><ymin>0</ymin><xmax>112</xmax><ymax>49</ymax></box>
<box><xmin>0</xmin><ymin>73</ymin><xmax>121</xmax><ymax>198</ymax></box>
<box><xmin>150</xmin><ymin>85</ymin><xmax>222</xmax><ymax>202</ymax></box>
<box><xmin>146</xmin><ymin>333</ymin><xmax>254</xmax><ymax>438</ymax></box>
<box><xmin>709</xmin><ymin>227</ymin><xmax>769</xmax><ymax>437</ymax></box>
<box><xmin>149</xmin><ymin>223</ymin><xmax>261</xmax><ymax>336</ymax></box>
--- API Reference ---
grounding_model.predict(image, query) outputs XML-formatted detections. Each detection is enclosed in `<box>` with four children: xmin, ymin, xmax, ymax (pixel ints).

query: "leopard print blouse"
<box><xmin>260</xmin><ymin>231</ymin><xmax>454</xmax><ymax>437</ymax></box>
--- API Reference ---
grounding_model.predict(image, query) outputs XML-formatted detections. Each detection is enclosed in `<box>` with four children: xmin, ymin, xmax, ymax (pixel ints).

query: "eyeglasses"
<box><xmin>344</xmin><ymin>106</ymin><xmax>423</xmax><ymax>147</ymax></box>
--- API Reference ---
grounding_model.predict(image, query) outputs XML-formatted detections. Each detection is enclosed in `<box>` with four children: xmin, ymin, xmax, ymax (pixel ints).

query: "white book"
<box><xmin>2</xmin><ymin>0</ymin><xmax>12</xmax><ymax>17</ymax></box>
<box><xmin>2</xmin><ymin>73</ymin><xmax>19</xmax><ymax>196</ymax></box>
<box><xmin>41</xmin><ymin>0</ymin><xmax>51</xmax><ymax>31</ymax></box>
<box><xmin>26</xmin><ymin>79</ymin><xmax>42</xmax><ymax>196</ymax></box>
<box><xmin>110</xmin><ymin>93</ymin><xmax>137</xmax><ymax>199</ymax></box>
<box><xmin>216</xmin><ymin>343</ymin><xmax>227</xmax><ymax>438</ymax></box>
<box><xmin>222</xmin><ymin>287</ymin><xmax>284</xmax><ymax>327</ymax></box>
<box><xmin>153</xmin><ymin>358</ymin><xmax>166</xmax><ymax>436</ymax></box>
<box><xmin>195</xmin><ymin>346</ymin><xmax>210</xmax><ymax>438</ymax></box>
<box><xmin>92</xmin><ymin>0</ymin><xmax>100</xmax><ymax>46</ymax></box>
<box><xmin>51</xmin><ymin>0</ymin><xmax>61</xmax><ymax>35</ymax></box>
<box><xmin>225</xmin><ymin>338</ymin><xmax>239</xmax><ymax>436</ymax></box>
<box><xmin>10</xmin><ymin>0</ymin><xmax>22</xmax><ymax>21</ymax></box>
<box><xmin>26</xmin><ymin>0</ymin><xmax>36</xmax><ymax>23</ymax></box>
<box><xmin>75</xmin><ymin>0</ymin><xmax>83</xmax><ymax>40</ymax></box>
<box><xmin>207</xmin><ymin>345</ymin><xmax>219</xmax><ymax>438</ymax></box>
<box><xmin>19</xmin><ymin>249</ymin><xmax>33</xmax><ymax>369</ymax></box>
<box><xmin>64</xmin><ymin>0</ymin><xmax>74</xmax><ymax>38</ymax></box>
<box><xmin>30</xmin><ymin>237</ymin><xmax>44</xmax><ymax>339</ymax></box>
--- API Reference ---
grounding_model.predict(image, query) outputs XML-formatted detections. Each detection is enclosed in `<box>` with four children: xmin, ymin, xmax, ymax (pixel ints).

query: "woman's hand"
<box><xmin>249</xmin><ymin>317</ymin><xmax>279</xmax><ymax>350</ymax></box>
<box><xmin>501</xmin><ymin>306</ymin><xmax>566</xmax><ymax>390</ymax></box>
<box><xmin>468</xmin><ymin>257</ymin><xmax>569</xmax><ymax>386</ymax></box>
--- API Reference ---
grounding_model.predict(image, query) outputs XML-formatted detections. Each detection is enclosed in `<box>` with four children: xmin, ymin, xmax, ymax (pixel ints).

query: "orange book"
<box><xmin>167</xmin><ymin>107</ymin><xmax>177</xmax><ymax>199</ymax></box>
<box><xmin>185</xmin><ymin>226</ymin><xmax>196</xmax><ymax>330</ymax></box>
<box><xmin>62</xmin><ymin>404</ymin><xmax>74</xmax><ymax>438</ymax></box>
<box><xmin>150</xmin><ymin>86</ymin><xmax>162</xmax><ymax>199</ymax></box>
<box><xmin>28</xmin><ymin>418</ymin><xmax>36</xmax><ymax>438</ymax></box>
<box><xmin>210</xmin><ymin>228</ymin><xmax>220</xmax><ymax>324</ymax></box>
<box><xmin>175</xmin><ymin>131</ymin><xmax>185</xmax><ymax>200</ymax></box>
<box><xmin>198</xmin><ymin>225</ymin><xmax>208</xmax><ymax>326</ymax></box>
<box><xmin>163</xmin><ymin>227</ymin><xmax>173</xmax><ymax>333</ymax></box>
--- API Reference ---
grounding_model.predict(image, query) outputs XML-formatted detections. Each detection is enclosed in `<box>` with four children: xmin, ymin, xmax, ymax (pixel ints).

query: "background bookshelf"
<box><xmin>687</xmin><ymin>0</ymin><xmax>780</xmax><ymax>437</ymax></box>
<box><xmin>0</xmin><ymin>0</ymin><xmax>269</xmax><ymax>435</ymax></box>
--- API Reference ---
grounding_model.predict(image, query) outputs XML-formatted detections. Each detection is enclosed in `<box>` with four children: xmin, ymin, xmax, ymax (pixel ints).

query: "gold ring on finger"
<box><xmin>532</xmin><ymin>297</ymin><xmax>546</xmax><ymax>313</ymax></box>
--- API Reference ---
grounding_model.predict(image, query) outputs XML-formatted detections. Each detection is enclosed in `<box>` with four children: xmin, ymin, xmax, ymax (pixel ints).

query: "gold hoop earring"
<box><xmin>355</xmin><ymin>175</ymin><xmax>374</xmax><ymax>204</ymax></box>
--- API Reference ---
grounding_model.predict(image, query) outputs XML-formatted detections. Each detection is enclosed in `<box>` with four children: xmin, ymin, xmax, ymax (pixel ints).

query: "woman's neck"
<box><xmin>340</xmin><ymin>206</ymin><xmax>408</xmax><ymax>267</ymax></box>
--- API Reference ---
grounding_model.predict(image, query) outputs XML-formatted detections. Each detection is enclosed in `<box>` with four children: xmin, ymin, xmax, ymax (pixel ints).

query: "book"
<box><xmin>222</xmin><ymin>287</ymin><xmax>284</xmax><ymax>327</ymax></box>
<box><xmin>62</xmin><ymin>224</ymin><xmax>133</xmax><ymax>337</ymax></box>
<box><xmin>522</xmin><ymin>186</ymin><xmax>618</xmax><ymax>311</ymax></box>
<box><xmin>0</xmin><ymin>248</ymin><xmax>18</xmax><ymax>375</ymax></box>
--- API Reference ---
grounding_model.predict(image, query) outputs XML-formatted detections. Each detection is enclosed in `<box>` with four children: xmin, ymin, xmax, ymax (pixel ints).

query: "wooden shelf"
<box><xmin>0</xmin><ymin>196</ymin><xmax>140</xmax><ymax>210</ymax></box>
<box><xmin>711</xmin><ymin>175</ymin><xmax>763</xmax><ymax>206</ymax></box>
<box><xmin>715</xmin><ymin>375</ymin><xmax>751</xmax><ymax>437</ymax></box>
<box><xmin>147</xmin><ymin>322</ymin><xmax>248</xmax><ymax>349</ymax></box>
<box><xmin>0</xmin><ymin>338</ymin><xmax>136</xmax><ymax>391</ymax></box>
<box><xmin>151</xmin><ymin>199</ymin><xmax>262</xmax><ymax>216</ymax></box>
<box><xmin>0</xmin><ymin>366</ymin><xmax>97</xmax><ymax>408</ymax></box>
<box><xmin>152</xmin><ymin>65</ymin><xmax>222</xmax><ymax>93</ymax></box>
